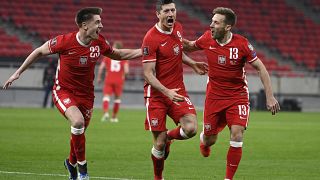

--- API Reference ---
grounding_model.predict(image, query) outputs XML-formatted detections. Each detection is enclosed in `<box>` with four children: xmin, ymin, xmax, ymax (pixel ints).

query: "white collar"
<box><xmin>216</xmin><ymin>32</ymin><xmax>233</xmax><ymax>46</ymax></box>
<box><xmin>155</xmin><ymin>23</ymin><xmax>173</xmax><ymax>35</ymax></box>
<box><xmin>76</xmin><ymin>32</ymin><xmax>91</xmax><ymax>47</ymax></box>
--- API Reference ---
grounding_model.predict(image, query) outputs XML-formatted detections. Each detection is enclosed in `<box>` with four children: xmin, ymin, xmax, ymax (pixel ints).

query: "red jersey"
<box><xmin>49</xmin><ymin>32</ymin><xmax>113</xmax><ymax>98</ymax></box>
<box><xmin>142</xmin><ymin>22</ymin><xmax>185</xmax><ymax>98</ymax></box>
<box><xmin>103</xmin><ymin>57</ymin><xmax>127</xmax><ymax>83</ymax></box>
<box><xmin>195</xmin><ymin>31</ymin><xmax>257</xmax><ymax>100</ymax></box>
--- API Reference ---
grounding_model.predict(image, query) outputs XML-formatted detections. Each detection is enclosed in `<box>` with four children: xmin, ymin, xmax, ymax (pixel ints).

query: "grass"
<box><xmin>0</xmin><ymin>108</ymin><xmax>319</xmax><ymax>179</ymax></box>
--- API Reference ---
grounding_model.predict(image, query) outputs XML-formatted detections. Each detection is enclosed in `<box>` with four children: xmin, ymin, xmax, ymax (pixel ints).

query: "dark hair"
<box><xmin>75</xmin><ymin>7</ymin><xmax>102</xmax><ymax>27</ymax></box>
<box><xmin>212</xmin><ymin>7</ymin><xmax>237</xmax><ymax>26</ymax></box>
<box><xmin>156</xmin><ymin>0</ymin><xmax>175</xmax><ymax>12</ymax></box>
<box><xmin>113</xmin><ymin>41</ymin><xmax>123</xmax><ymax>49</ymax></box>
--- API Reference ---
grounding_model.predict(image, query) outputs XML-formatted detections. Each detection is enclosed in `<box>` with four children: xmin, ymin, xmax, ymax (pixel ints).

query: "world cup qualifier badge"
<box><xmin>143</xmin><ymin>47</ymin><xmax>149</xmax><ymax>56</ymax></box>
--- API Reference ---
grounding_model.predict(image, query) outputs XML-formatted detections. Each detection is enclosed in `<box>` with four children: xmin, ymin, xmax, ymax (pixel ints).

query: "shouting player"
<box><xmin>3</xmin><ymin>7</ymin><xmax>141</xmax><ymax>180</ymax></box>
<box><xmin>142</xmin><ymin>0</ymin><xmax>208</xmax><ymax>179</ymax></box>
<box><xmin>183</xmin><ymin>7</ymin><xmax>280</xmax><ymax>180</ymax></box>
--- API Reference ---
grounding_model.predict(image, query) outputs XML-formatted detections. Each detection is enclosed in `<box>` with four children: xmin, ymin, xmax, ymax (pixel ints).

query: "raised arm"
<box><xmin>3</xmin><ymin>41</ymin><xmax>51</xmax><ymax>89</ymax></box>
<box><xmin>250</xmin><ymin>58</ymin><xmax>280</xmax><ymax>115</ymax></box>
<box><xmin>107</xmin><ymin>48</ymin><xmax>141</xmax><ymax>60</ymax></box>
<box><xmin>143</xmin><ymin>62</ymin><xmax>184</xmax><ymax>102</ymax></box>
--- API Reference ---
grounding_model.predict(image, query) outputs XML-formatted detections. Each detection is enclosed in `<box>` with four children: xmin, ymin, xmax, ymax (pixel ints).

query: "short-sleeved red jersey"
<box><xmin>195</xmin><ymin>31</ymin><xmax>258</xmax><ymax>100</ymax></box>
<box><xmin>103</xmin><ymin>57</ymin><xmax>127</xmax><ymax>84</ymax></box>
<box><xmin>48</xmin><ymin>32</ymin><xmax>113</xmax><ymax>98</ymax></box>
<box><xmin>142</xmin><ymin>22</ymin><xmax>185</xmax><ymax>98</ymax></box>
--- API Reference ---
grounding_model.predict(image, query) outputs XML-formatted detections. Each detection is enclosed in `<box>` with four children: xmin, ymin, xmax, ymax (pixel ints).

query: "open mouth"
<box><xmin>167</xmin><ymin>18</ymin><xmax>174</xmax><ymax>25</ymax></box>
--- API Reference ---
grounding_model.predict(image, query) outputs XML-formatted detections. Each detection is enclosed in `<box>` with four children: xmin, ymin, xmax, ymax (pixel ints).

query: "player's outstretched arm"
<box><xmin>251</xmin><ymin>58</ymin><xmax>280</xmax><ymax>115</ymax></box>
<box><xmin>182</xmin><ymin>53</ymin><xmax>208</xmax><ymax>75</ymax></box>
<box><xmin>3</xmin><ymin>41</ymin><xmax>51</xmax><ymax>89</ymax></box>
<box><xmin>143</xmin><ymin>62</ymin><xmax>184</xmax><ymax>103</ymax></box>
<box><xmin>182</xmin><ymin>38</ymin><xmax>200</xmax><ymax>52</ymax></box>
<box><xmin>108</xmin><ymin>48</ymin><xmax>141</xmax><ymax>60</ymax></box>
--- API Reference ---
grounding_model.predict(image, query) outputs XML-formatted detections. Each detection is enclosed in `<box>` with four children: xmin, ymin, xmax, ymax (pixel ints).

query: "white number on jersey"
<box><xmin>90</xmin><ymin>46</ymin><xmax>100</xmax><ymax>58</ymax></box>
<box><xmin>110</xmin><ymin>60</ymin><xmax>121</xmax><ymax>72</ymax></box>
<box><xmin>229</xmin><ymin>48</ymin><xmax>239</xmax><ymax>59</ymax></box>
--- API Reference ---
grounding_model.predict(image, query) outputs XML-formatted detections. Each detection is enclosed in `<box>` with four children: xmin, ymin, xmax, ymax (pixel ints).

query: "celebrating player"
<box><xmin>97</xmin><ymin>41</ymin><xmax>129</xmax><ymax>123</ymax></box>
<box><xmin>183</xmin><ymin>7</ymin><xmax>280</xmax><ymax>180</ymax></box>
<box><xmin>3</xmin><ymin>7</ymin><xmax>141</xmax><ymax>180</ymax></box>
<box><xmin>142</xmin><ymin>0</ymin><xmax>208</xmax><ymax>179</ymax></box>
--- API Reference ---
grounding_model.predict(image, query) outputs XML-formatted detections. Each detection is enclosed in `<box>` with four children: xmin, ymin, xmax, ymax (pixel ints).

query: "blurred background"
<box><xmin>0</xmin><ymin>0</ymin><xmax>319</xmax><ymax>112</ymax></box>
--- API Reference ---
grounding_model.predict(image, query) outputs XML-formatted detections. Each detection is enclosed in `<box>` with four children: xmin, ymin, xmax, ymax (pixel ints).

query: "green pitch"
<box><xmin>0</xmin><ymin>108</ymin><xmax>319</xmax><ymax>180</ymax></box>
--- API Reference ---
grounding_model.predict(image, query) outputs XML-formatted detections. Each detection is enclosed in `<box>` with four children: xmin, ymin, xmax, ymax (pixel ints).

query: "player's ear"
<box><xmin>225</xmin><ymin>24</ymin><xmax>232</xmax><ymax>31</ymax></box>
<box><xmin>82</xmin><ymin>22</ymin><xmax>88</xmax><ymax>31</ymax></box>
<box><xmin>156</xmin><ymin>11</ymin><xmax>160</xmax><ymax>18</ymax></box>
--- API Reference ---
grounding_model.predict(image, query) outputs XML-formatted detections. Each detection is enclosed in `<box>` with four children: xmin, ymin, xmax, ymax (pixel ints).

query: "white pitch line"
<box><xmin>0</xmin><ymin>170</ymin><xmax>139</xmax><ymax>180</ymax></box>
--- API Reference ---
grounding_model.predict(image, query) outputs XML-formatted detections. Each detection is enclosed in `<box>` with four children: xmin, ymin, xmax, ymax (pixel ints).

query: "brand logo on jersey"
<box><xmin>161</xmin><ymin>42</ymin><xmax>167</xmax><ymax>46</ymax></box>
<box><xmin>63</xmin><ymin>98</ymin><xmax>71</xmax><ymax>105</ymax></box>
<box><xmin>79</xmin><ymin>56</ymin><xmax>88</xmax><ymax>65</ymax></box>
<box><xmin>209</xmin><ymin>46</ymin><xmax>216</xmax><ymax>50</ymax></box>
<box><xmin>150</xmin><ymin>118</ymin><xmax>158</xmax><ymax>127</ymax></box>
<box><xmin>218</xmin><ymin>55</ymin><xmax>226</xmax><ymax>65</ymax></box>
<box><xmin>50</xmin><ymin>37</ymin><xmax>57</xmax><ymax>47</ymax></box>
<box><xmin>143</xmin><ymin>47</ymin><xmax>149</xmax><ymax>56</ymax></box>
<box><xmin>173</xmin><ymin>44</ymin><xmax>180</xmax><ymax>55</ymax></box>
<box><xmin>204</xmin><ymin>123</ymin><xmax>211</xmax><ymax>131</ymax></box>
<box><xmin>177</xmin><ymin>31</ymin><xmax>183</xmax><ymax>42</ymax></box>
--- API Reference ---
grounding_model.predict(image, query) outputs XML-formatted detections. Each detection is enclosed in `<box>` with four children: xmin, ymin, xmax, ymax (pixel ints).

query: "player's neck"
<box><xmin>156</xmin><ymin>22</ymin><xmax>172</xmax><ymax>33</ymax></box>
<box><xmin>217</xmin><ymin>32</ymin><xmax>231</xmax><ymax>44</ymax></box>
<box><xmin>77</xmin><ymin>31</ymin><xmax>92</xmax><ymax>45</ymax></box>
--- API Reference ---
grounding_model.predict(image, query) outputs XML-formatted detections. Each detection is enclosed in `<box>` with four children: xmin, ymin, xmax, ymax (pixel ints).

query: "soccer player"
<box><xmin>97</xmin><ymin>41</ymin><xmax>129</xmax><ymax>123</ymax></box>
<box><xmin>183</xmin><ymin>7</ymin><xmax>280</xmax><ymax>180</ymax></box>
<box><xmin>3</xmin><ymin>7</ymin><xmax>141</xmax><ymax>180</ymax></box>
<box><xmin>142</xmin><ymin>1</ymin><xmax>208</xmax><ymax>179</ymax></box>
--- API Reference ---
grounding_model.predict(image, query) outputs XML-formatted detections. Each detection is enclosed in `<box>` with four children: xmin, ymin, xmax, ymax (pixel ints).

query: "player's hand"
<box><xmin>192</xmin><ymin>62</ymin><xmax>208</xmax><ymax>75</ymax></box>
<box><xmin>166</xmin><ymin>88</ymin><xmax>185</xmax><ymax>105</ymax></box>
<box><xmin>266</xmin><ymin>96</ymin><xmax>280</xmax><ymax>115</ymax></box>
<box><xmin>3</xmin><ymin>72</ymin><xmax>20</xmax><ymax>89</ymax></box>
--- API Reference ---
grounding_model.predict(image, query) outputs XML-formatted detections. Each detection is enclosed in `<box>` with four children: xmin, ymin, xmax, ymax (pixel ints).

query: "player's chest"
<box><xmin>62</xmin><ymin>45</ymin><xmax>102</xmax><ymax>67</ymax></box>
<box><xmin>157</xmin><ymin>33</ymin><xmax>183</xmax><ymax>59</ymax></box>
<box><xmin>206</xmin><ymin>45</ymin><xmax>245</xmax><ymax>67</ymax></box>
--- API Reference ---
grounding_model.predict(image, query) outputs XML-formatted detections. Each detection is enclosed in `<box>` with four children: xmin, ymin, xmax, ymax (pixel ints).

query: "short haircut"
<box><xmin>156</xmin><ymin>0</ymin><xmax>175</xmax><ymax>12</ymax></box>
<box><xmin>113</xmin><ymin>41</ymin><xmax>123</xmax><ymax>49</ymax></box>
<box><xmin>212</xmin><ymin>7</ymin><xmax>237</xmax><ymax>26</ymax></box>
<box><xmin>75</xmin><ymin>7</ymin><xmax>102</xmax><ymax>27</ymax></box>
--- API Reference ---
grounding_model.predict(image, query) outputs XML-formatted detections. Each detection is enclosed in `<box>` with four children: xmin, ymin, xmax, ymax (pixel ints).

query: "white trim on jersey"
<box><xmin>146</xmin><ymin>85</ymin><xmax>152</xmax><ymax>131</ymax></box>
<box><xmin>142</xmin><ymin>59</ymin><xmax>156</xmax><ymax>63</ymax></box>
<box><xmin>53</xmin><ymin>90</ymin><xmax>67</xmax><ymax>112</ymax></box>
<box><xmin>155</xmin><ymin>23</ymin><xmax>173</xmax><ymax>35</ymax></box>
<box><xmin>248</xmin><ymin>56</ymin><xmax>258</xmax><ymax>63</ymax></box>
<box><xmin>216</xmin><ymin>33</ymin><xmax>233</xmax><ymax>46</ymax></box>
<box><xmin>76</xmin><ymin>32</ymin><xmax>90</xmax><ymax>47</ymax></box>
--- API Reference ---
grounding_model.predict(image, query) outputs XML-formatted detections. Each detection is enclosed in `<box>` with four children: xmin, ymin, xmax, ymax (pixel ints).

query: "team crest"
<box><xmin>151</xmin><ymin>118</ymin><xmax>159</xmax><ymax>127</ymax></box>
<box><xmin>143</xmin><ymin>47</ymin><xmax>149</xmax><ymax>56</ymax></box>
<box><xmin>63</xmin><ymin>98</ymin><xmax>71</xmax><ymax>105</ymax></box>
<box><xmin>173</xmin><ymin>44</ymin><xmax>180</xmax><ymax>55</ymax></box>
<box><xmin>204</xmin><ymin>123</ymin><xmax>211</xmax><ymax>131</ymax></box>
<box><xmin>79</xmin><ymin>56</ymin><xmax>88</xmax><ymax>65</ymax></box>
<box><xmin>218</xmin><ymin>55</ymin><xmax>226</xmax><ymax>65</ymax></box>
